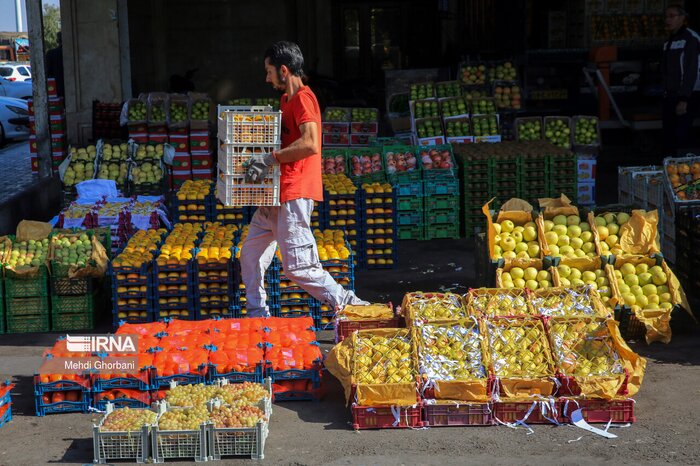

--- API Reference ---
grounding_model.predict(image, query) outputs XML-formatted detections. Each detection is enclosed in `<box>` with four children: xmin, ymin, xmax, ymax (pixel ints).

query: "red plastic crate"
<box><xmin>148</xmin><ymin>133</ymin><xmax>168</xmax><ymax>144</ymax></box>
<box><xmin>323</xmin><ymin>132</ymin><xmax>349</xmax><ymax>146</ymax></box>
<box><xmin>352</xmin><ymin>403</ymin><xmax>423</xmax><ymax>430</ymax></box>
<box><xmin>334</xmin><ymin>317</ymin><xmax>402</xmax><ymax>343</ymax></box>
<box><xmin>493</xmin><ymin>400</ymin><xmax>563</xmax><ymax>425</ymax></box>
<box><xmin>556</xmin><ymin>370</ymin><xmax>629</xmax><ymax>398</ymax></box>
<box><xmin>128</xmin><ymin>123</ymin><xmax>148</xmax><ymax>133</ymax></box>
<box><xmin>129</xmin><ymin>133</ymin><xmax>148</xmax><ymax>143</ymax></box>
<box><xmin>559</xmin><ymin>398</ymin><xmax>635</xmax><ymax>424</ymax></box>
<box><xmin>190</xmin><ymin>133</ymin><xmax>210</xmax><ymax>151</ymax></box>
<box><xmin>423</xmin><ymin>403</ymin><xmax>493</xmax><ymax>427</ymax></box>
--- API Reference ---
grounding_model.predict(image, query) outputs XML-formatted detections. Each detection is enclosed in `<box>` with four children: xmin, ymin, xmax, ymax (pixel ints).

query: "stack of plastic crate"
<box><xmin>454</xmin><ymin>147</ymin><xmax>493</xmax><ymax>238</ymax></box>
<box><xmin>521</xmin><ymin>151</ymin><xmax>549</xmax><ymax>206</ymax></box>
<box><xmin>493</xmin><ymin>153</ymin><xmax>521</xmax><ymax>204</ymax></box>
<box><xmin>34</xmin><ymin>373</ymin><xmax>92</xmax><ymax>416</ymax></box>
<box><xmin>233</xmin><ymin>254</ymin><xmax>280</xmax><ymax>317</ymax></box>
<box><xmin>172</xmin><ymin>180</ymin><xmax>211</xmax><ymax>223</ymax></box>
<box><xmin>322</xmin><ymin>180</ymin><xmax>362</xmax><ymax>253</ymax></box>
<box><xmin>386</xmin><ymin>145</ymin><xmax>424</xmax><ymax>241</ymax></box>
<box><xmin>50</xmin><ymin>265</ymin><xmax>95</xmax><ymax>332</ymax></box>
<box><xmin>421</xmin><ymin>145</ymin><xmax>460</xmax><ymax>240</ymax></box>
<box><xmin>361</xmin><ymin>183</ymin><xmax>398</xmax><ymax>267</ymax></box>
<box><xmin>5</xmin><ymin>263</ymin><xmax>50</xmax><ymax>333</ymax></box>
<box><xmin>216</xmin><ymin>105</ymin><xmax>282</xmax><ymax>208</ymax></box>
<box><xmin>548</xmin><ymin>151</ymin><xmax>578</xmax><ymax>201</ymax></box>
<box><xmin>193</xmin><ymin>225</ymin><xmax>239</xmax><ymax>320</ymax></box>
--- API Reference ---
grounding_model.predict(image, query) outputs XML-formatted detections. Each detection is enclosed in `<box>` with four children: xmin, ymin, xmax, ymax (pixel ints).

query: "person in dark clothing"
<box><xmin>45</xmin><ymin>31</ymin><xmax>64</xmax><ymax>97</ymax></box>
<box><xmin>662</xmin><ymin>5</ymin><xmax>700</xmax><ymax>154</ymax></box>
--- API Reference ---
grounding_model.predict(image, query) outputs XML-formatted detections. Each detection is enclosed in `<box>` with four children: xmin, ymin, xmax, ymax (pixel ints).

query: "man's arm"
<box><xmin>680</xmin><ymin>32</ymin><xmax>699</xmax><ymax>100</ymax></box>
<box><xmin>273</xmin><ymin>121</ymin><xmax>319</xmax><ymax>163</ymax></box>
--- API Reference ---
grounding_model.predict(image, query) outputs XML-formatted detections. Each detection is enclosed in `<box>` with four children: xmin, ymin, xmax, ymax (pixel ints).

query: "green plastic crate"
<box><xmin>396</xmin><ymin>196</ymin><xmax>423</xmax><ymax>211</ymax></box>
<box><xmin>6</xmin><ymin>313</ymin><xmax>50</xmax><ymax>333</ymax></box>
<box><xmin>397</xmin><ymin>225</ymin><xmax>425</xmax><ymax>241</ymax></box>
<box><xmin>425</xmin><ymin>224</ymin><xmax>460</xmax><ymax>240</ymax></box>
<box><xmin>6</xmin><ymin>295</ymin><xmax>49</xmax><ymax>316</ymax></box>
<box><xmin>425</xmin><ymin>208</ymin><xmax>460</xmax><ymax>225</ymax></box>
<box><xmin>51</xmin><ymin>293</ymin><xmax>94</xmax><ymax>314</ymax></box>
<box><xmin>425</xmin><ymin>195</ymin><xmax>460</xmax><ymax>210</ymax></box>
<box><xmin>0</xmin><ymin>311</ymin><xmax>5</xmax><ymax>334</ymax></box>
<box><xmin>51</xmin><ymin>311</ymin><xmax>94</xmax><ymax>331</ymax></box>
<box><xmin>5</xmin><ymin>266</ymin><xmax>49</xmax><ymax>297</ymax></box>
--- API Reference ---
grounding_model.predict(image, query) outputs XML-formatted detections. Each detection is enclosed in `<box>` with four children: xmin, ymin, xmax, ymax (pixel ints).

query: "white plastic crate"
<box><xmin>618</xmin><ymin>188</ymin><xmax>632</xmax><ymax>205</ymax></box>
<box><xmin>218</xmin><ymin>144</ymin><xmax>280</xmax><ymax>176</ymax></box>
<box><xmin>92</xmin><ymin>403</ymin><xmax>159</xmax><ymax>464</ymax></box>
<box><xmin>207</xmin><ymin>420</ymin><xmax>268</xmax><ymax>460</ymax></box>
<box><xmin>216</xmin><ymin>171</ymin><xmax>280</xmax><ymax>207</ymax></box>
<box><xmin>618</xmin><ymin>165</ymin><xmax>661</xmax><ymax>196</ymax></box>
<box><xmin>632</xmin><ymin>170</ymin><xmax>663</xmax><ymax>209</ymax></box>
<box><xmin>152</xmin><ymin>422</ymin><xmax>208</xmax><ymax>463</ymax></box>
<box><xmin>217</xmin><ymin>105</ymin><xmax>282</xmax><ymax>145</ymax></box>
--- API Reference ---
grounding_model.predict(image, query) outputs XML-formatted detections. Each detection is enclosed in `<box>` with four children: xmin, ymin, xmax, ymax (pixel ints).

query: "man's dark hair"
<box><xmin>264</xmin><ymin>41</ymin><xmax>305</xmax><ymax>77</ymax></box>
<box><xmin>666</xmin><ymin>4</ymin><xmax>688</xmax><ymax>17</ymax></box>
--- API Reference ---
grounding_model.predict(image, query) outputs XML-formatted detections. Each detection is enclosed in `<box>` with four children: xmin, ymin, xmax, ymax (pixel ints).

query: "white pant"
<box><xmin>240</xmin><ymin>198</ymin><xmax>365</xmax><ymax>317</ymax></box>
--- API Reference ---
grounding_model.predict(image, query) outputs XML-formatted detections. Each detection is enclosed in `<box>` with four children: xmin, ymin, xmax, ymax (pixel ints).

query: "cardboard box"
<box><xmin>190</xmin><ymin>133</ymin><xmax>210</xmax><ymax>151</ymax></box>
<box><xmin>417</xmin><ymin>136</ymin><xmax>446</xmax><ymax>146</ymax></box>
<box><xmin>577</xmin><ymin>156</ymin><xmax>597</xmax><ymax>182</ymax></box>
<box><xmin>577</xmin><ymin>182</ymin><xmax>596</xmax><ymax>205</ymax></box>
<box><xmin>168</xmin><ymin>134</ymin><xmax>189</xmax><ymax>153</ymax></box>
<box><xmin>172</xmin><ymin>154</ymin><xmax>191</xmax><ymax>169</ymax></box>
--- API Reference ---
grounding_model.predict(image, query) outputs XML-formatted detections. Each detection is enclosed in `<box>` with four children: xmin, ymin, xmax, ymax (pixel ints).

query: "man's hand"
<box><xmin>676</xmin><ymin>101</ymin><xmax>688</xmax><ymax>116</ymax></box>
<box><xmin>244</xmin><ymin>152</ymin><xmax>277</xmax><ymax>184</ymax></box>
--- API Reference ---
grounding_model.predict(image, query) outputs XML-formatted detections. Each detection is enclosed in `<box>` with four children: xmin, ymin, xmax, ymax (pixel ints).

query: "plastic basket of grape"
<box><xmin>92</xmin><ymin>403</ymin><xmax>158</xmax><ymax>464</ymax></box>
<box><xmin>152</xmin><ymin>405</ymin><xmax>209</xmax><ymax>463</ymax></box>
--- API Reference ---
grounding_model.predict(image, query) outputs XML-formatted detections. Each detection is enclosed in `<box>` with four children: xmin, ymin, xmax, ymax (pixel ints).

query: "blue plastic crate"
<box><xmin>34</xmin><ymin>375</ymin><xmax>91</xmax><ymax>395</ymax></box>
<box><xmin>208</xmin><ymin>362</ymin><xmax>265</xmax><ymax>384</ymax></box>
<box><xmin>110</xmin><ymin>261</ymin><xmax>153</xmax><ymax>287</ymax></box>
<box><xmin>94</xmin><ymin>396</ymin><xmax>149</xmax><ymax>411</ymax></box>
<box><xmin>92</xmin><ymin>375</ymin><xmax>149</xmax><ymax>392</ymax></box>
<box><xmin>112</xmin><ymin>312</ymin><xmax>155</xmax><ymax>329</ymax></box>
<box><xmin>396</xmin><ymin>211</ymin><xmax>423</xmax><ymax>226</ymax></box>
<box><xmin>423</xmin><ymin>178</ymin><xmax>459</xmax><ymax>196</ymax></box>
<box><xmin>267</xmin><ymin>366</ymin><xmax>322</xmax><ymax>383</ymax></box>
<box><xmin>35</xmin><ymin>391</ymin><xmax>91</xmax><ymax>416</ymax></box>
<box><xmin>394</xmin><ymin>181</ymin><xmax>424</xmax><ymax>197</ymax></box>
<box><xmin>152</xmin><ymin>259</ymin><xmax>195</xmax><ymax>285</ymax></box>
<box><xmin>149</xmin><ymin>369</ymin><xmax>206</xmax><ymax>390</ymax></box>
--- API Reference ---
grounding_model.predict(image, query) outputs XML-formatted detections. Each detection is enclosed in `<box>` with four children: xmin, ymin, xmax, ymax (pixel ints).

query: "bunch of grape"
<box><xmin>158</xmin><ymin>406</ymin><xmax>210</xmax><ymax>431</ymax></box>
<box><xmin>166</xmin><ymin>384</ymin><xmax>214</xmax><ymax>407</ymax></box>
<box><xmin>217</xmin><ymin>382</ymin><xmax>268</xmax><ymax>405</ymax></box>
<box><xmin>101</xmin><ymin>407</ymin><xmax>157</xmax><ymax>432</ymax></box>
<box><xmin>210</xmin><ymin>405</ymin><xmax>266</xmax><ymax>428</ymax></box>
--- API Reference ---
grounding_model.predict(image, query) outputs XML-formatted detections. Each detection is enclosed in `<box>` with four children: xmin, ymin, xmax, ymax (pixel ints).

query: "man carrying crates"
<box><xmin>241</xmin><ymin>41</ymin><xmax>367</xmax><ymax>318</ymax></box>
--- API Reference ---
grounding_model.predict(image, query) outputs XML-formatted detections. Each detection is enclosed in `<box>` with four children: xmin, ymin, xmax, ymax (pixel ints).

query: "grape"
<box><xmin>101</xmin><ymin>407</ymin><xmax>157</xmax><ymax>432</ymax></box>
<box><xmin>210</xmin><ymin>405</ymin><xmax>266</xmax><ymax>428</ymax></box>
<box><xmin>158</xmin><ymin>406</ymin><xmax>209</xmax><ymax>431</ymax></box>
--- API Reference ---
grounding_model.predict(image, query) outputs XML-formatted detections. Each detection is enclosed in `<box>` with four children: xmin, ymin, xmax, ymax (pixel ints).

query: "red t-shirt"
<box><xmin>279</xmin><ymin>86</ymin><xmax>323</xmax><ymax>203</ymax></box>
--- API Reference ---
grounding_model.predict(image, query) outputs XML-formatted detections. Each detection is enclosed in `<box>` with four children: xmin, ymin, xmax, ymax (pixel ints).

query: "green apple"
<box><xmin>503</xmin><ymin>251</ymin><xmax>517</xmax><ymax>260</ymax></box>
<box><xmin>559</xmin><ymin>277</ymin><xmax>571</xmax><ymax>287</ymax></box>
<box><xmin>501</xmin><ymin>220</ymin><xmax>515</xmax><ymax>233</ymax></box>
<box><xmin>620</xmin><ymin>263</ymin><xmax>636</xmax><ymax>276</ymax></box>
<box><xmin>545</xmin><ymin>231</ymin><xmax>558</xmax><ymax>245</ymax></box>
<box><xmin>527</xmin><ymin>243</ymin><xmax>540</xmax><ymax>257</ymax></box>
<box><xmin>597</xmin><ymin>226</ymin><xmax>609</xmax><ymax>240</ymax></box>
<box><xmin>622</xmin><ymin>293</ymin><xmax>636</xmax><ymax>306</ymax></box>
<box><xmin>624</xmin><ymin>274</ymin><xmax>639</xmax><ymax>287</ymax></box>
<box><xmin>549</xmin><ymin>244</ymin><xmax>560</xmax><ymax>256</ymax></box>
<box><xmin>594</xmin><ymin>216</ymin><xmax>607</xmax><ymax>227</ymax></box>
<box><xmin>607</xmin><ymin>223</ymin><xmax>619</xmax><ymax>236</ymax></box>
<box><xmin>525</xmin><ymin>279</ymin><xmax>539</xmax><ymax>291</ymax></box>
<box><xmin>580</xmin><ymin>222</ymin><xmax>591</xmax><ymax>232</ymax></box>
<box><xmin>543</xmin><ymin>220</ymin><xmax>554</xmax><ymax>232</ymax></box>
<box><xmin>605</xmin><ymin>235</ymin><xmax>619</xmax><ymax>247</ymax></box>
<box><xmin>617</xmin><ymin>212</ymin><xmax>630</xmax><ymax>224</ymax></box>
<box><xmin>560</xmin><ymin>245</ymin><xmax>575</xmax><ymax>257</ymax></box>
<box><xmin>558</xmin><ymin>235</ymin><xmax>570</xmax><ymax>247</ymax></box>
<box><xmin>515</xmin><ymin>242</ymin><xmax>529</xmax><ymax>254</ymax></box>
<box><xmin>500</xmin><ymin>237</ymin><xmax>516</xmax><ymax>252</ymax></box>
<box><xmin>638</xmin><ymin>273</ymin><xmax>652</xmax><ymax>286</ymax></box>
<box><xmin>523</xmin><ymin>227</ymin><xmax>537</xmax><ymax>242</ymax></box>
<box><xmin>570</xmin><ymin>269</ymin><xmax>582</xmax><ymax>280</ymax></box>
<box><xmin>524</xmin><ymin>267</ymin><xmax>538</xmax><ymax>281</ymax></box>
<box><xmin>567</xmin><ymin>225</ymin><xmax>582</xmax><ymax>238</ymax></box>
<box><xmin>553</xmin><ymin>215</ymin><xmax>567</xmax><ymax>226</ymax></box>
<box><xmin>537</xmin><ymin>270</ymin><xmax>550</xmax><ymax>282</ymax></box>
<box><xmin>513</xmin><ymin>278</ymin><xmax>526</xmax><ymax>288</ymax></box>
<box><xmin>552</xmin><ymin>225</ymin><xmax>568</xmax><ymax>237</ymax></box>
<box><xmin>511</xmin><ymin>267</ymin><xmax>525</xmax><ymax>279</ymax></box>
<box><xmin>580</xmin><ymin>231</ymin><xmax>593</xmax><ymax>242</ymax></box>
<box><xmin>559</xmin><ymin>264</ymin><xmax>571</xmax><ymax>278</ymax></box>
<box><xmin>493</xmin><ymin>223</ymin><xmax>502</xmax><ymax>234</ymax></box>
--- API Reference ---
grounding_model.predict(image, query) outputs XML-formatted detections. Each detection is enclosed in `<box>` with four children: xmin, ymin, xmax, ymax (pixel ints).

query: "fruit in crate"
<box><xmin>128</xmin><ymin>101</ymin><xmax>146</xmax><ymax>121</ymax></box>
<box><xmin>545</xmin><ymin>119</ymin><xmax>571</xmax><ymax>149</ymax></box>
<box><xmin>491</xmin><ymin>220</ymin><xmax>539</xmax><ymax>261</ymax></box>
<box><xmin>548</xmin><ymin>319</ymin><xmax>624</xmax><ymax>376</ymax></box>
<box><xmin>351</xmin><ymin>108</ymin><xmax>378</xmax><ymax>122</ymax></box>
<box><xmin>7</xmin><ymin>238</ymin><xmax>49</xmax><ymax>268</ymax></box>
<box><xmin>406</xmin><ymin>292</ymin><xmax>466</xmax><ymax>321</ymax></box>
<box><xmin>156</xmin><ymin>223</ymin><xmax>202</xmax><ymax>265</ymax></box>
<box><xmin>471</xmin><ymin>98</ymin><xmax>496</xmax><ymax>114</ymax></box>
<box><xmin>51</xmin><ymin>233</ymin><xmax>92</xmax><ymax>268</ymax></box>
<box><xmin>416</xmin><ymin>118</ymin><xmax>443</xmax><ymax>139</ymax></box>
<box><xmin>542</xmin><ymin>215</ymin><xmax>595</xmax><ymax>259</ymax></box>
<box><xmin>170</xmin><ymin>101</ymin><xmax>188</xmax><ymax>123</ymax></box>
<box><xmin>464</xmin><ymin>88</ymin><xmax>488</xmax><ymax>102</ymax></box>
<box><xmin>445</xmin><ymin>118</ymin><xmax>471</xmax><ymax>137</ymax></box>
<box><xmin>191</xmin><ymin>100</ymin><xmax>210</xmax><ymax>120</ymax></box>
<box><xmin>489</xmin><ymin>62</ymin><xmax>517</xmax><ymax>81</ymax></box>
<box><xmin>488</xmin><ymin>321</ymin><xmax>550</xmax><ymax>377</ymax></box>
<box><xmin>113</xmin><ymin>229</ymin><xmax>165</xmax><ymax>268</ymax></box>
<box><xmin>494</xmin><ymin>84</ymin><xmax>521</xmax><ymax>109</ymax></box>
<box><xmin>135</xmin><ymin>144</ymin><xmax>164</xmax><ymax>161</ymax></box>
<box><xmin>150</xmin><ymin>102</ymin><xmax>166</xmax><ymax>122</ymax></box>
<box><xmin>420</xmin><ymin>148</ymin><xmax>453</xmax><ymax>170</ymax></box>
<box><xmin>501</xmin><ymin>267</ymin><xmax>552</xmax><ymax>291</ymax></box>
<box><xmin>414</xmin><ymin>100</ymin><xmax>439</xmax><ymax>118</ymax></box>
<box><xmin>410</xmin><ymin>83</ymin><xmax>435</xmax><ymax>100</ymax></box>
<box><xmin>385</xmin><ymin>149</ymin><xmax>418</xmax><ymax>174</ymax></box>
<box><xmin>176</xmin><ymin>179</ymin><xmax>211</xmax><ymax>202</ymax></box>
<box><xmin>323</xmin><ymin>154</ymin><xmax>346</xmax><ymax>175</ymax></box>
<box><xmin>97</xmin><ymin>161</ymin><xmax>128</xmax><ymax>184</ymax></box>
<box><xmin>517</xmin><ymin>119</ymin><xmax>541</xmax><ymax>141</ymax></box>
<box><xmin>197</xmin><ymin>223</ymin><xmax>236</xmax><ymax>263</ymax></box>
<box><xmin>323</xmin><ymin>174</ymin><xmax>357</xmax><ymax>195</ymax></box>
<box><xmin>575</xmin><ymin>117</ymin><xmax>598</xmax><ymax>145</ymax></box>
<box><xmin>100</xmin><ymin>407</ymin><xmax>157</xmax><ymax>432</ymax></box>
<box><xmin>70</xmin><ymin>145</ymin><xmax>97</xmax><ymax>162</ymax></box>
<box><xmin>63</xmin><ymin>148</ymin><xmax>97</xmax><ymax>186</ymax></box>
<box><xmin>350</xmin><ymin>152</ymin><xmax>383</xmax><ymax>175</ymax></box>
<box><xmin>210</xmin><ymin>405</ymin><xmax>267</xmax><ymax>428</ymax></box>
<box><xmin>314</xmin><ymin>229</ymin><xmax>352</xmax><ymax>261</ymax></box>
<box><xmin>256</xmin><ymin>97</ymin><xmax>278</xmax><ymax>109</ymax></box>
<box><xmin>436</xmin><ymin>81</ymin><xmax>462</xmax><ymax>98</ymax></box>
<box><xmin>461</xmin><ymin>65</ymin><xmax>486</xmax><ymax>85</ymax></box>
<box><xmin>418</xmin><ymin>324</ymin><xmax>487</xmax><ymax>381</ymax></box>
<box><xmin>614</xmin><ymin>263</ymin><xmax>673</xmax><ymax>312</ymax></box>
<box><xmin>472</xmin><ymin>115</ymin><xmax>498</xmax><ymax>137</ymax></box>
<box><xmin>228</xmin><ymin>98</ymin><xmax>253</xmax><ymax>106</ymax></box>
<box><xmin>593</xmin><ymin>212</ymin><xmax>631</xmax><ymax>255</ymax></box>
<box><xmin>132</xmin><ymin>162</ymin><xmax>163</xmax><ymax>185</ymax></box>
<box><xmin>324</xmin><ymin>108</ymin><xmax>349</xmax><ymax>122</ymax></box>
<box><xmin>557</xmin><ymin>266</ymin><xmax>613</xmax><ymax>305</ymax></box>
<box><xmin>441</xmin><ymin>98</ymin><xmax>467</xmax><ymax>117</ymax></box>
<box><xmin>158</xmin><ymin>406</ymin><xmax>210</xmax><ymax>430</ymax></box>
<box><xmin>101</xmin><ymin>143</ymin><xmax>128</xmax><ymax>162</ymax></box>
<box><xmin>354</xmin><ymin>333</ymin><xmax>414</xmax><ymax>384</ymax></box>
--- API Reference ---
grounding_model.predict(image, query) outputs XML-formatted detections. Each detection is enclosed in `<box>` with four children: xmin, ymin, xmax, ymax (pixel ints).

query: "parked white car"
<box><xmin>0</xmin><ymin>63</ymin><xmax>31</xmax><ymax>82</ymax></box>
<box><xmin>0</xmin><ymin>78</ymin><xmax>32</xmax><ymax>99</ymax></box>
<box><xmin>0</xmin><ymin>97</ymin><xmax>30</xmax><ymax>146</ymax></box>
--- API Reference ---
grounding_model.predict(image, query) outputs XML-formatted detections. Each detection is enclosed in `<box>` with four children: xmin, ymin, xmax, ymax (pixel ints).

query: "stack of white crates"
<box><xmin>216</xmin><ymin>105</ymin><xmax>282</xmax><ymax>207</ymax></box>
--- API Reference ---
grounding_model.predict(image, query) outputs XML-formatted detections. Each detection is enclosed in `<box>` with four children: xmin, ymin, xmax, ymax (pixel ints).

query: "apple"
<box><xmin>548</xmin><ymin>244</ymin><xmax>560</xmax><ymax>256</ymax></box>
<box><xmin>597</xmin><ymin>226</ymin><xmax>609</xmax><ymax>240</ymax></box>
<box><xmin>524</xmin><ymin>267</ymin><xmax>538</xmax><ymax>281</ymax></box>
<box><xmin>570</xmin><ymin>237</ymin><xmax>584</xmax><ymax>250</ymax></box>
<box><xmin>567</xmin><ymin>225</ymin><xmax>582</xmax><ymax>238</ymax></box>
<box><xmin>500</xmin><ymin>237</ymin><xmax>516</xmax><ymax>252</ymax></box>
<box><xmin>607</xmin><ymin>223</ymin><xmax>619</xmax><ymax>236</ymax></box>
<box><xmin>501</xmin><ymin>220</ymin><xmax>515</xmax><ymax>233</ymax></box>
<box><xmin>635</xmin><ymin>263</ymin><xmax>649</xmax><ymax>274</ymax></box>
<box><xmin>558</xmin><ymin>235</ymin><xmax>570</xmax><ymax>247</ymax></box>
<box><xmin>642</xmin><ymin>283</ymin><xmax>657</xmax><ymax>296</ymax></box>
<box><xmin>638</xmin><ymin>273</ymin><xmax>652</xmax><ymax>286</ymax></box>
<box><xmin>559</xmin><ymin>277</ymin><xmax>571</xmax><ymax>287</ymax></box>
<box><xmin>620</xmin><ymin>263</ymin><xmax>636</xmax><ymax>276</ymax></box>
<box><xmin>545</xmin><ymin>231</ymin><xmax>558</xmax><ymax>245</ymax></box>
<box><xmin>624</xmin><ymin>274</ymin><xmax>639</xmax><ymax>287</ymax></box>
<box><xmin>580</xmin><ymin>231</ymin><xmax>593</xmax><ymax>242</ymax></box>
<box><xmin>553</xmin><ymin>215</ymin><xmax>567</xmax><ymax>226</ymax></box>
<box><xmin>543</xmin><ymin>220</ymin><xmax>554</xmax><ymax>232</ymax></box>
<box><xmin>527</xmin><ymin>243</ymin><xmax>540</xmax><ymax>257</ymax></box>
<box><xmin>617</xmin><ymin>212</ymin><xmax>631</xmax><ymax>224</ymax></box>
<box><xmin>552</xmin><ymin>224</ymin><xmax>568</xmax><ymax>237</ymax></box>
<box><xmin>559</xmin><ymin>264</ymin><xmax>571</xmax><ymax>278</ymax></box>
<box><xmin>511</xmin><ymin>267</ymin><xmax>525</xmax><ymax>279</ymax></box>
<box><xmin>570</xmin><ymin>269</ymin><xmax>582</xmax><ymax>281</ymax></box>
<box><xmin>536</xmin><ymin>270</ymin><xmax>550</xmax><ymax>282</ymax></box>
<box><xmin>605</xmin><ymin>235</ymin><xmax>619</xmax><ymax>247</ymax></box>
<box><xmin>594</xmin><ymin>216</ymin><xmax>606</xmax><ymax>227</ymax></box>
<box><xmin>515</xmin><ymin>242</ymin><xmax>529</xmax><ymax>254</ymax></box>
<box><xmin>525</xmin><ymin>280</ymin><xmax>539</xmax><ymax>291</ymax></box>
<box><xmin>493</xmin><ymin>223</ymin><xmax>502</xmax><ymax>234</ymax></box>
<box><xmin>523</xmin><ymin>227</ymin><xmax>537</xmax><ymax>242</ymax></box>
<box><xmin>580</xmin><ymin>222</ymin><xmax>591</xmax><ymax>232</ymax></box>
<box><xmin>622</xmin><ymin>293</ymin><xmax>636</xmax><ymax>306</ymax></box>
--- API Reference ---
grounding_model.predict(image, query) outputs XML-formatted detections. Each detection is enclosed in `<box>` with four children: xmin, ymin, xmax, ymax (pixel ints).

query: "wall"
<box><xmin>62</xmin><ymin>0</ymin><xmax>128</xmax><ymax>144</ymax></box>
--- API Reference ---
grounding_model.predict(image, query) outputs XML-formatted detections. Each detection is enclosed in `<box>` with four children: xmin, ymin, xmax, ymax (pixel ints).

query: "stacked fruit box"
<box><xmin>168</xmin><ymin>95</ymin><xmax>192</xmax><ymax>184</ymax></box>
<box><xmin>49</xmin><ymin>232</ymin><xmax>98</xmax><ymax>331</ymax></box>
<box><xmin>172</xmin><ymin>180</ymin><xmax>211</xmax><ymax>223</ymax></box>
<box><xmin>522</xmin><ymin>151</ymin><xmax>549</xmax><ymax>207</ymax></box>
<box><xmin>422</xmin><ymin>145</ymin><xmax>460</xmax><ymax>240</ymax></box>
<box><xmin>469</xmin><ymin>97</ymin><xmax>501</xmax><ymax>143</ymax></box>
<box><xmin>193</xmin><ymin>224</ymin><xmax>238</xmax><ymax>319</ymax></box>
<box><xmin>321</xmin><ymin>174</ymin><xmax>361</xmax><ymax>252</ymax></box>
<box><xmin>28</xmin><ymin>79</ymin><xmax>66</xmax><ymax>174</ymax></box>
<box><xmin>110</xmin><ymin>230</ymin><xmax>164</xmax><ymax>326</ymax></box>
<box><xmin>350</xmin><ymin>108</ymin><xmax>379</xmax><ymax>146</ymax></box>
<box><xmin>617</xmin><ymin>165</ymin><xmax>660</xmax><ymax>206</ymax></box>
<box><xmin>385</xmin><ymin>145</ymin><xmax>423</xmax><ymax>240</ymax></box>
<box><xmin>347</xmin><ymin>146</ymin><xmax>386</xmax><ymax>185</ymax></box>
<box><xmin>233</xmin><ymin>231</ymin><xmax>280</xmax><ymax>317</ymax></box>
<box><xmin>4</xmin><ymin>236</ymin><xmax>51</xmax><ymax>333</ymax></box>
<box><xmin>34</xmin><ymin>374</ymin><xmax>92</xmax><ymax>416</ymax></box>
<box><xmin>439</xmin><ymin>92</ymin><xmax>472</xmax><ymax>145</ymax></box>
<box><xmin>361</xmin><ymin>183</ymin><xmax>398</xmax><ymax>267</ymax></box>
<box><xmin>322</xmin><ymin>107</ymin><xmax>351</xmax><ymax>147</ymax></box>
<box><xmin>493</xmin><ymin>153</ymin><xmax>522</xmax><ymax>204</ymax></box>
<box><xmin>548</xmin><ymin>152</ymin><xmax>578</xmax><ymax>202</ymax></box>
<box><xmin>216</xmin><ymin>105</ymin><xmax>282</xmax><ymax>207</ymax></box>
<box><xmin>453</xmin><ymin>146</ymin><xmax>493</xmax><ymax>238</ymax></box>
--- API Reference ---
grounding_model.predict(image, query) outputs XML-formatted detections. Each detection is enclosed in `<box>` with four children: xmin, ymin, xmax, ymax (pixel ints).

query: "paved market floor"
<box><xmin>0</xmin><ymin>141</ymin><xmax>38</xmax><ymax>202</ymax></box>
